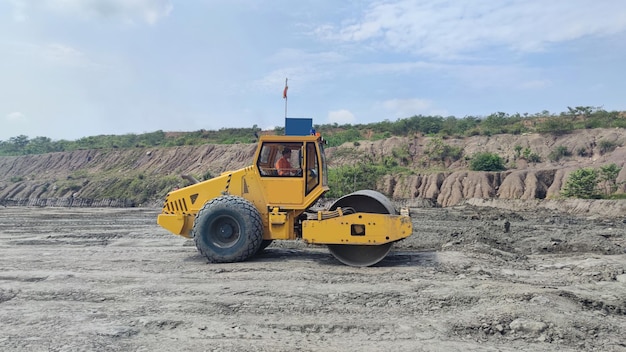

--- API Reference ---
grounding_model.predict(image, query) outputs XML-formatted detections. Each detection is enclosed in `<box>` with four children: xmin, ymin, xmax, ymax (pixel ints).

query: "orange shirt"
<box><xmin>275</xmin><ymin>157</ymin><xmax>291</xmax><ymax>175</ymax></box>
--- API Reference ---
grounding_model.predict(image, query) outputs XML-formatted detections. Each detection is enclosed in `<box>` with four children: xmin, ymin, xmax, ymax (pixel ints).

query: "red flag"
<box><xmin>283</xmin><ymin>78</ymin><xmax>288</xmax><ymax>99</ymax></box>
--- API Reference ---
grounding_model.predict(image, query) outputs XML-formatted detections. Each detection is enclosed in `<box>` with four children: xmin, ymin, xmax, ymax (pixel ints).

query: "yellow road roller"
<box><xmin>157</xmin><ymin>129</ymin><xmax>412</xmax><ymax>266</ymax></box>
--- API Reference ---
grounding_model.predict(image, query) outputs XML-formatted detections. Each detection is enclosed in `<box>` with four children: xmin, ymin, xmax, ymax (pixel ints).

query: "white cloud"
<box><xmin>43</xmin><ymin>43</ymin><xmax>86</xmax><ymax>64</ymax></box>
<box><xmin>255</xmin><ymin>49</ymin><xmax>348</xmax><ymax>91</ymax></box>
<box><xmin>316</xmin><ymin>0</ymin><xmax>626</xmax><ymax>59</ymax></box>
<box><xmin>269</xmin><ymin>49</ymin><xmax>346</xmax><ymax>65</ymax></box>
<box><xmin>381</xmin><ymin>98</ymin><xmax>445</xmax><ymax>118</ymax></box>
<box><xmin>327</xmin><ymin>109</ymin><xmax>356</xmax><ymax>124</ymax></box>
<box><xmin>10</xmin><ymin>0</ymin><xmax>28</xmax><ymax>21</ymax></box>
<box><xmin>6</xmin><ymin>111</ymin><xmax>26</xmax><ymax>122</ymax></box>
<box><xmin>352</xmin><ymin>60</ymin><xmax>442</xmax><ymax>75</ymax></box>
<box><xmin>519</xmin><ymin>80</ymin><xmax>551</xmax><ymax>90</ymax></box>
<box><xmin>12</xmin><ymin>0</ymin><xmax>173</xmax><ymax>24</ymax></box>
<box><xmin>6</xmin><ymin>41</ymin><xmax>101</xmax><ymax>69</ymax></box>
<box><xmin>254</xmin><ymin>67</ymin><xmax>321</xmax><ymax>96</ymax></box>
<box><xmin>447</xmin><ymin>63</ymin><xmax>551</xmax><ymax>90</ymax></box>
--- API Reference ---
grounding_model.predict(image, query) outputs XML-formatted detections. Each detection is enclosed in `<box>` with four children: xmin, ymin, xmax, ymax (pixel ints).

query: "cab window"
<box><xmin>305</xmin><ymin>142</ymin><xmax>319</xmax><ymax>194</ymax></box>
<box><xmin>256</xmin><ymin>142</ymin><xmax>302</xmax><ymax>177</ymax></box>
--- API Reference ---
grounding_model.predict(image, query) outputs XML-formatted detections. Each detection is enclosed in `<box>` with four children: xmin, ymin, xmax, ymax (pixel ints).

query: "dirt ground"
<box><xmin>0</xmin><ymin>204</ymin><xmax>625</xmax><ymax>352</ymax></box>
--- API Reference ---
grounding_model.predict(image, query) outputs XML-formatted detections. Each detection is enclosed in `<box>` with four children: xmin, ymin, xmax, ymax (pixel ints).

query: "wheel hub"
<box><xmin>210</xmin><ymin>216</ymin><xmax>240</xmax><ymax>248</ymax></box>
<box><xmin>218</xmin><ymin>224</ymin><xmax>233</xmax><ymax>237</ymax></box>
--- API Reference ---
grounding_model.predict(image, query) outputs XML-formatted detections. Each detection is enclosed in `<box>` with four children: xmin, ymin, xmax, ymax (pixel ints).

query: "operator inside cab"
<box><xmin>275</xmin><ymin>148</ymin><xmax>293</xmax><ymax>176</ymax></box>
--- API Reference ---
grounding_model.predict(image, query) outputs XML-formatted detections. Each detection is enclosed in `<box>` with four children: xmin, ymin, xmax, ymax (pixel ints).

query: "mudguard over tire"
<box><xmin>192</xmin><ymin>195</ymin><xmax>263</xmax><ymax>263</ymax></box>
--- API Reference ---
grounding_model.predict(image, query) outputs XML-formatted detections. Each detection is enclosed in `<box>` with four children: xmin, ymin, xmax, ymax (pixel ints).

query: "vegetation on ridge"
<box><xmin>1</xmin><ymin>106</ymin><xmax>625</xmax><ymax>156</ymax></box>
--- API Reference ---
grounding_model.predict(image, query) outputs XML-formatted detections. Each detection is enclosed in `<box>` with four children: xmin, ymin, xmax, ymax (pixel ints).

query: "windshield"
<box><xmin>256</xmin><ymin>142</ymin><xmax>303</xmax><ymax>177</ymax></box>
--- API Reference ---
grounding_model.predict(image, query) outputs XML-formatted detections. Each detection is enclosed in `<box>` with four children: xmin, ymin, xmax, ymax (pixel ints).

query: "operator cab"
<box><xmin>254</xmin><ymin>135</ymin><xmax>328</xmax><ymax>207</ymax></box>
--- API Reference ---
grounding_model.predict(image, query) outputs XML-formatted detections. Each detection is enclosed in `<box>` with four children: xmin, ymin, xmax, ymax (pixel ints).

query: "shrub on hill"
<box><xmin>561</xmin><ymin>168</ymin><xmax>599</xmax><ymax>199</ymax></box>
<box><xmin>469</xmin><ymin>152</ymin><xmax>506</xmax><ymax>171</ymax></box>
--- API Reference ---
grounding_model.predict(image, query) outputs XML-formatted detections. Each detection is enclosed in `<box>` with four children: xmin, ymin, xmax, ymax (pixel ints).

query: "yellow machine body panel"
<box><xmin>302</xmin><ymin>212</ymin><xmax>412</xmax><ymax>245</ymax></box>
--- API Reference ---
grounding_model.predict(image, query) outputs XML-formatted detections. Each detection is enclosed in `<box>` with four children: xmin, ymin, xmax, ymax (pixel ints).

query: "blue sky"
<box><xmin>2</xmin><ymin>0</ymin><xmax>626</xmax><ymax>141</ymax></box>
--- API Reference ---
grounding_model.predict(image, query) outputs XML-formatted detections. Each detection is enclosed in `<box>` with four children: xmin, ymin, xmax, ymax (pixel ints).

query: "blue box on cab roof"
<box><xmin>285</xmin><ymin>118</ymin><xmax>313</xmax><ymax>136</ymax></box>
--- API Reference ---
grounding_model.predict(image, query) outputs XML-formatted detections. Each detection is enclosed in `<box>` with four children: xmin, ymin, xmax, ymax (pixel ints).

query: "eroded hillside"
<box><xmin>0</xmin><ymin>129</ymin><xmax>624</xmax><ymax>208</ymax></box>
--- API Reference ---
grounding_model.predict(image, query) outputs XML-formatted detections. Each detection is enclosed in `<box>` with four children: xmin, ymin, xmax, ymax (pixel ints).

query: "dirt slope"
<box><xmin>0</xmin><ymin>129</ymin><xmax>624</xmax><ymax>208</ymax></box>
<box><xmin>348</xmin><ymin>129</ymin><xmax>626</xmax><ymax>206</ymax></box>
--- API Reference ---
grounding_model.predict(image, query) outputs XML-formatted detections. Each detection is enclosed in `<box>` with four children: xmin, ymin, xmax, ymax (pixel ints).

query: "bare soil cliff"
<box><xmin>344</xmin><ymin>128</ymin><xmax>626</xmax><ymax>206</ymax></box>
<box><xmin>0</xmin><ymin>129</ymin><xmax>624</xmax><ymax>209</ymax></box>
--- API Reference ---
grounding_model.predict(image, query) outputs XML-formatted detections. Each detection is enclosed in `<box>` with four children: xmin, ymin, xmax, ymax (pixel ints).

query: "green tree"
<box><xmin>424</xmin><ymin>137</ymin><xmax>463</xmax><ymax>166</ymax></box>
<box><xmin>325</xmin><ymin>128</ymin><xmax>362</xmax><ymax>147</ymax></box>
<box><xmin>456</xmin><ymin>116</ymin><xmax>480</xmax><ymax>135</ymax></box>
<box><xmin>327</xmin><ymin>163</ymin><xmax>386</xmax><ymax>198</ymax></box>
<box><xmin>6</xmin><ymin>135</ymin><xmax>30</xmax><ymax>154</ymax></box>
<box><xmin>25</xmin><ymin>136</ymin><xmax>54</xmax><ymax>154</ymax></box>
<box><xmin>482</xmin><ymin>112</ymin><xmax>508</xmax><ymax>134</ymax></box>
<box><xmin>536</xmin><ymin>116</ymin><xmax>574</xmax><ymax>135</ymax></box>
<box><xmin>522</xmin><ymin>147</ymin><xmax>541</xmax><ymax>163</ymax></box>
<box><xmin>548</xmin><ymin>145</ymin><xmax>571</xmax><ymax>162</ymax></box>
<box><xmin>561</xmin><ymin>168</ymin><xmax>599</xmax><ymax>199</ymax></box>
<box><xmin>469</xmin><ymin>152</ymin><xmax>506</xmax><ymax>171</ymax></box>
<box><xmin>598</xmin><ymin>139</ymin><xmax>619</xmax><ymax>155</ymax></box>
<box><xmin>418</xmin><ymin>115</ymin><xmax>444</xmax><ymax>134</ymax></box>
<box><xmin>514</xmin><ymin>145</ymin><xmax>523</xmax><ymax>159</ymax></box>
<box><xmin>598</xmin><ymin>163</ymin><xmax>622</xmax><ymax>195</ymax></box>
<box><xmin>566</xmin><ymin>106</ymin><xmax>594</xmax><ymax>118</ymax></box>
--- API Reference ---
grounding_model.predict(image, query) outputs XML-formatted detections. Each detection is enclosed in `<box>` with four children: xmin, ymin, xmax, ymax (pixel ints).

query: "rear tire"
<box><xmin>192</xmin><ymin>195</ymin><xmax>263</xmax><ymax>263</ymax></box>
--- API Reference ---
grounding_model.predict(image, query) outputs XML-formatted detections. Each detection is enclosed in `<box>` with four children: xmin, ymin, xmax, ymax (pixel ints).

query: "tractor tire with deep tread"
<box><xmin>192</xmin><ymin>195</ymin><xmax>263</xmax><ymax>263</ymax></box>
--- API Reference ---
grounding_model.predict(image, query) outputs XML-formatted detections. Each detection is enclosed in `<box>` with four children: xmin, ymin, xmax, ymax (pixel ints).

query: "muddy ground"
<box><xmin>0</xmin><ymin>205</ymin><xmax>625</xmax><ymax>352</ymax></box>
